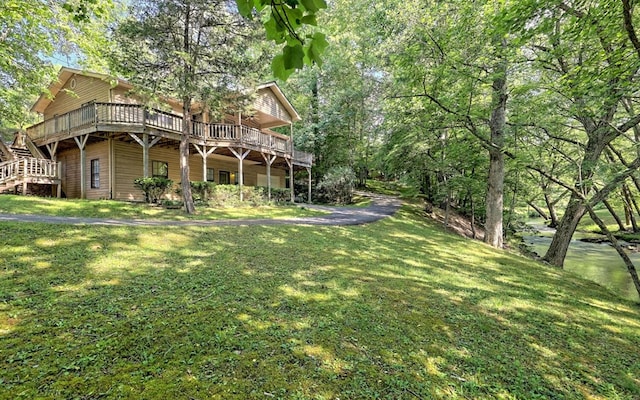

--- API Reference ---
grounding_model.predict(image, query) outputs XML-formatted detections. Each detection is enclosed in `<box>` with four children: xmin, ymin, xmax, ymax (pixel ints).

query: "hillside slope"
<box><xmin>0</xmin><ymin>203</ymin><xmax>638</xmax><ymax>399</ymax></box>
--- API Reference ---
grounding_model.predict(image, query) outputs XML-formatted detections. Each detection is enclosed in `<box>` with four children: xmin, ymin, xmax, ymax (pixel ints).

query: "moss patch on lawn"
<box><xmin>0</xmin><ymin>204</ymin><xmax>639</xmax><ymax>399</ymax></box>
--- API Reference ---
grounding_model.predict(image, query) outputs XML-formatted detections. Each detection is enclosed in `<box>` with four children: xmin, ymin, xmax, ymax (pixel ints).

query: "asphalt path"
<box><xmin>0</xmin><ymin>193</ymin><xmax>402</xmax><ymax>227</ymax></box>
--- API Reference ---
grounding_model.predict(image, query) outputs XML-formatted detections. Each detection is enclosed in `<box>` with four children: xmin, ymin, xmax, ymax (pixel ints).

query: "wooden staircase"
<box><xmin>0</xmin><ymin>156</ymin><xmax>62</xmax><ymax>196</ymax></box>
<box><xmin>0</xmin><ymin>132</ymin><xmax>62</xmax><ymax>196</ymax></box>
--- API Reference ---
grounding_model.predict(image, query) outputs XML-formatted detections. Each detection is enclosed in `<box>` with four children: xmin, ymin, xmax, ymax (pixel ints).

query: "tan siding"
<box><xmin>207</xmin><ymin>156</ymin><xmax>286</xmax><ymax>187</ymax></box>
<box><xmin>43</xmin><ymin>75</ymin><xmax>111</xmax><ymax>120</ymax></box>
<box><xmin>113</xmin><ymin>141</ymin><xmax>145</xmax><ymax>201</ymax></box>
<box><xmin>57</xmin><ymin>141</ymin><xmax>111</xmax><ymax>199</ymax></box>
<box><xmin>112</xmin><ymin>141</ymin><xmax>288</xmax><ymax>201</ymax></box>
<box><xmin>110</xmin><ymin>87</ymin><xmax>184</xmax><ymax>115</ymax></box>
<box><xmin>255</xmin><ymin>89</ymin><xmax>292</xmax><ymax>123</ymax></box>
<box><xmin>58</xmin><ymin>148</ymin><xmax>80</xmax><ymax>199</ymax></box>
<box><xmin>110</xmin><ymin>87</ymin><xmax>141</xmax><ymax>105</ymax></box>
<box><xmin>85</xmin><ymin>141</ymin><xmax>110</xmax><ymax>200</ymax></box>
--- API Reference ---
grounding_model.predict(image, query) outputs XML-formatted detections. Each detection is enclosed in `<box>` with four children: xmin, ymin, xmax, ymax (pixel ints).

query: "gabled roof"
<box><xmin>257</xmin><ymin>81</ymin><xmax>301</xmax><ymax>123</ymax></box>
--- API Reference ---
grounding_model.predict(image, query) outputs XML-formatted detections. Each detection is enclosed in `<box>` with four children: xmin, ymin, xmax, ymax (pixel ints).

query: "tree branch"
<box><xmin>623</xmin><ymin>0</ymin><xmax>640</xmax><ymax>59</ymax></box>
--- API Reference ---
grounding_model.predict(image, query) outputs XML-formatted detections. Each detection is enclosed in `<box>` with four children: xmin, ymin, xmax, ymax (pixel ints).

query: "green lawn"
<box><xmin>1</xmin><ymin>203</ymin><xmax>639</xmax><ymax>399</ymax></box>
<box><xmin>0</xmin><ymin>195</ymin><xmax>325</xmax><ymax>221</ymax></box>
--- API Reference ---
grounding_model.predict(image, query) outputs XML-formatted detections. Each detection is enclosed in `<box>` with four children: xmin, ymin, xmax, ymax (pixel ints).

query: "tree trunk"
<box><xmin>543</xmin><ymin>137</ymin><xmax>608</xmax><ymax>266</ymax></box>
<box><xmin>527</xmin><ymin>201</ymin><xmax>549</xmax><ymax>220</ymax></box>
<box><xmin>470</xmin><ymin>188</ymin><xmax>477</xmax><ymax>239</ymax></box>
<box><xmin>179</xmin><ymin>2</ymin><xmax>195</xmax><ymax>215</ymax></box>
<box><xmin>622</xmin><ymin>184</ymin><xmax>639</xmax><ymax>232</ymax></box>
<box><xmin>586</xmin><ymin>203</ymin><xmax>640</xmax><ymax>300</ymax></box>
<box><xmin>484</xmin><ymin>39</ymin><xmax>507</xmax><ymax>248</ymax></box>
<box><xmin>544</xmin><ymin>192</ymin><xmax>560</xmax><ymax>228</ymax></box>
<box><xmin>543</xmin><ymin>192</ymin><xmax>586</xmax><ymax>267</ymax></box>
<box><xmin>603</xmin><ymin>198</ymin><xmax>627</xmax><ymax>231</ymax></box>
<box><xmin>181</xmin><ymin>102</ymin><xmax>196</xmax><ymax>214</ymax></box>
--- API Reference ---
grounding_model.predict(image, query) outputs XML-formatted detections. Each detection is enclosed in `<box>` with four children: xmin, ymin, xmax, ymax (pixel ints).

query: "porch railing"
<box><xmin>0</xmin><ymin>158</ymin><xmax>60</xmax><ymax>185</ymax></box>
<box><xmin>26</xmin><ymin>102</ymin><xmax>314</xmax><ymax>165</ymax></box>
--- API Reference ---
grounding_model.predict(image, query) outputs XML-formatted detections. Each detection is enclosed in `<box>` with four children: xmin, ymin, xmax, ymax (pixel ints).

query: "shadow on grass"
<box><xmin>0</xmin><ymin>205</ymin><xmax>639</xmax><ymax>399</ymax></box>
<box><xmin>0</xmin><ymin>195</ymin><xmax>324</xmax><ymax>221</ymax></box>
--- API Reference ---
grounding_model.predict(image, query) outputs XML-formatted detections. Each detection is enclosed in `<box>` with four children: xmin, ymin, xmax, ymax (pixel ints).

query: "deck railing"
<box><xmin>26</xmin><ymin>103</ymin><xmax>313</xmax><ymax>165</ymax></box>
<box><xmin>0</xmin><ymin>158</ymin><xmax>60</xmax><ymax>185</ymax></box>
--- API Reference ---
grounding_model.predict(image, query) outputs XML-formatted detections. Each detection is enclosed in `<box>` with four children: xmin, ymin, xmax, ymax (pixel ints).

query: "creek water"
<box><xmin>521</xmin><ymin>219</ymin><xmax>640</xmax><ymax>302</ymax></box>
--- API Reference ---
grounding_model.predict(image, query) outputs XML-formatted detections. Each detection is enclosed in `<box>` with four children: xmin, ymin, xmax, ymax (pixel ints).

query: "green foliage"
<box><xmin>0</xmin><ymin>0</ymin><xmax>116</xmax><ymax>127</ymax></box>
<box><xmin>207</xmin><ymin>185</ymin><xmax>268</xmax><ymax>207</ymax></box>
<box><xmin>0</xmin><ymin>203</ymin><xmax>639</xmax><ymax>398</ymax></box>
<box><xmin>316</xmin><ymin>166</ymin><xmax>355</xmax><ymax>204</ymax></box>
<box><xmin>133</xmin><ymin>177</ymin><xmax>173</xmax><ymax>203</ymax></box>
<box><xmin>111</xmin><ymin>0</ymin><xmax>265</xmax><ymax>114</ymax></box>
<box><xmin>257</xmin><ymin>186</ymin><xmax>290</xmax><ymax>203</ymax></box>
<box><xmin>236</xmin><ymin>0</ymin><xmax>328</xmax><ymax>80</ymax></box>
<box><xmin>189</xmin><ymin>181</ymin><xmax>216</xmax><ymax>202</ymax></box>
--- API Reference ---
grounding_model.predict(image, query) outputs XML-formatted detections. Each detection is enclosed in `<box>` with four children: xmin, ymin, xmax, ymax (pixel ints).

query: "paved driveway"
<box><xmin>0</xmin><ymin>193</ymin><xmax>401</xmax><ymax>227</ymax></box>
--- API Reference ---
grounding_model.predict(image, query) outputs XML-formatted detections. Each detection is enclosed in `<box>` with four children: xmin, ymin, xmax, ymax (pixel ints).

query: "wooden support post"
<box><xmin>129</xmin><ymin>133</ymin><xmax>161</xmax><ymax>177</ymax></box>
<box><xmin>46</xmin><ymin>142</ymin><xmax>59</xmax><ymax>198</ymax></box>
<box><xmin>46</xmin><ymin>141</ymin><xmax>58</xmax><ymax>162</ymax></box>
<box><xmin>73</xmin><ymin>134</ymin><xmax>89</xmax><ymax>199</ymax></box>
<box><xmin>286</xmin><ymin>158</ymin><xmax>294</xmax><ymax>203</ymax></box>
<box><xmin>194</xmin><ymin>144</ymin><xmax>217</xmax><ymax>181</ymax></box>
<box><xmin>108</xmin><ymin>137</ymin><xmax>114</xmax><ymax>199</ymax></box>
<box><xmin>229</xmin><ymin>147</ymin><xmax>250</xmax><ymax>201</ymax></box>
<box><xmin>307</xmin><ymin>167</ymin><xmax>312</xmax><ymax>204</ymax></box>
<box><xmin>142</xmin><ymin>133</ymin><xmax>149</xmax><ymax>177</ymax></box>
<box><xmin>22</xmin><ymin>160</ymin><xmax>28</xmax><ymax>194</ymax></box>
<box><xmin>261</xmin><ymin>153</ymin><xmax>277</xmax><ymax>202</ymax></box>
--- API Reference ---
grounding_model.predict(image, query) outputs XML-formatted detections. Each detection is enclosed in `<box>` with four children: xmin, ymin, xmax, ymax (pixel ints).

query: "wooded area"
<box><xmin>2</xmin><ymin>0</ymin><xmax>640</xmax><ymax>288</ymax></box>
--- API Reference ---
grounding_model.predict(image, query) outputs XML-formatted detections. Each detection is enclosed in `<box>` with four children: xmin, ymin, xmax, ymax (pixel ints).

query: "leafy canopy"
<box><xmin>236</xmin><ymin>0</ymin><xmax>329</xmax><ymax>80</ymax></box>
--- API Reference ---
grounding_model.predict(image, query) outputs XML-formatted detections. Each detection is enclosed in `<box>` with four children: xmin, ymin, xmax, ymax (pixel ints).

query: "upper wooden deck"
<box><xmin>26</xmin><ymin>102</ymin><xmax>313</xmax><ymax>167</ymax></box>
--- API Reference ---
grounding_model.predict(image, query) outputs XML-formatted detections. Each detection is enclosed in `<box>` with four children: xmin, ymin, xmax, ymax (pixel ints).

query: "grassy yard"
<box><xmin>0</xmin><ymin>195</ymin><xmax>325</xmax><ymax>221</ymax></box>
<box><xmin>0</xmin><ymin>202</ymin><xmax>639</xmax><ymax>399</ymax></box>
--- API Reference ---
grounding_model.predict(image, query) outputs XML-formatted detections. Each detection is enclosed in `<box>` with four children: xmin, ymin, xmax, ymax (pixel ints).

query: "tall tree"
<box><xmin>0</xmin><ymin>0</ymin><xmax>114</xmax><ymax>128</ymax></box>
<box><xmin>111</xmin><ymin>0</ymin><xmax>264</xmax><ymax>213</ymax></box>
<box><xmin>504</xmin><ymin>0</ymin><xmax>640</xmax><ymax>266</ymax></box>
<box><xmin>377</xmin><ymin>0</ymin><xmax>516</xmax><ymax>247</ymax></box>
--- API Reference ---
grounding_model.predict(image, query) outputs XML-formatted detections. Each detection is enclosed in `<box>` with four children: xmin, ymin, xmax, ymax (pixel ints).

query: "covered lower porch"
<box><xmin>43</xmin><ymin>131</ymin><xmax>312</xmax><ymax>202</ymax></box>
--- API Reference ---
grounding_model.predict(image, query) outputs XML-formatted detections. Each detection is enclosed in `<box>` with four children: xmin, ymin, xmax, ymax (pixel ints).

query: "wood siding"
<box><xmin>85</xmin><ymin>141</ymin><xmax>111</xmax><ymax>200</ymax></box>
<box><xmin>58</xmin><ymin>149</ymin><xmax>79</xmax><ymax>199</ymax></box>
<box><xmin>57</xmin><ymin>140</ymin><xmax>110</xmax><ymax>199</ymax></box>
<box><xmin>255</xmin><ymin>88</ymin><xmax>292</xmax><ymax>124</ymax></box>
<box><xmin>113</xmin><ymin>140</ymin><xmax>144</xmax><ymax>201</ymax></box>
<box><xmin>43</xmin><ymin>74</ymin><xmax>111</xmax><ymax>120</ymax></box>
<box><xmin>111</xmin><ymin>140</ymin><xmax>286</xmax><ymax>201</ymax></box>
<box><xmin>110</xmin><ymin>88</ymin><xmax>184</xmax><ymax>115</ymax></box>
<box><xmin>110</xmin><ymin>87</ymin><xmax>141</xmax><ymax>105</ymax></box>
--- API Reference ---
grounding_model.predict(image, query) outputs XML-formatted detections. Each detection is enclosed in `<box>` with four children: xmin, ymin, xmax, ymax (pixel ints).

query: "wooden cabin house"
<box><xmin>0</xmin><ymin>67</ymin><xmax>313</xmax><ymax>202</ymax></box>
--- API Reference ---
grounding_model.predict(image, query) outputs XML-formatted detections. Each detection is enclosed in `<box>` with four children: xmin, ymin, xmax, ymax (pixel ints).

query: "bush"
<box><xmin>204</xmin><ymin>185</ymin><xmax>273</xmax><ymax>207</ymax></box>
<box><xmin>257</xmin><ymin>186</ymin><xmax>290</xmax><ymax>203</ymax></box>
<box><xmin>316</xmin><ymin>166</ymin><xmax>355</xmax><ymax>205</ymax></box>
<box><xmin>190</xmin><ymin>181</ymin><xmax>216</xmax><ymax>202</ymax></box>
<box><xmin>134</xmin><ymin>177</ymin><xmax>173</xmax><ymax>203</ymax></box>
<box><xmin>209</xmin><ymin>184</ymin><xmax>241</xmax><ymax>207</ymax></box>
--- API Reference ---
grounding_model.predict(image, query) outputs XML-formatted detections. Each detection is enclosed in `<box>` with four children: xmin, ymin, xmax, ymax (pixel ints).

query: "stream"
<box><xmin>521</xmin><ymin>219</ymin><xmax>640</xmax><ymax>302</ymax></box>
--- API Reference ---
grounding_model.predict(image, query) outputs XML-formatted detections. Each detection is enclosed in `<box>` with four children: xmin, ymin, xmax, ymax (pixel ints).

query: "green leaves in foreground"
<box><xmin>236</xmin><ymin>0</ymin><xmax>329</xmax><ymax>80</ymax></box>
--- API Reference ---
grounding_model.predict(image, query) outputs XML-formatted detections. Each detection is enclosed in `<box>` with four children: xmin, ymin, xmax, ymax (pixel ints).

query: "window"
<box><xmin>90</xmin><ymin>159</ymin><xmax>100</xmax><ymax>189</ymax></box>
<box><xmin>219</xmin><ymin>170</ymin><xmax>230</xmax><ymax>185</ymax></box>
<box><xmin>206</xmin><ymin>167</ymin><xmax>215</xmax><ymax>182</ymax></box>
<box><xmin>152</xmin><ymin>161</ymin><xmax>168</xmax><ymax>178</ymax></box>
